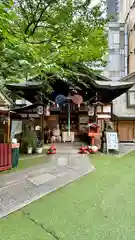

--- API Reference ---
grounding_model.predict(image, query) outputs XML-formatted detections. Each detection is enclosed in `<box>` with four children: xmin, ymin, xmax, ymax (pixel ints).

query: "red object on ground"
<box><xmin>48</xmin><ymin>150</ymin><xmax>56</xmax><ymax>154</ymax></box>
<box><xmin>79</xmin><ymin>145</ymin><xmax>88</xmax><ymax>154</ymax></box>
<box><xmin>87</xmin><ymin>145</ymin><xmax>98</xmax><ymax>154</ymax></box>
<box><xmin>0</xmin><ymin>144</ymin><xmax>12</xmax><ymax>171</ymax></box>
<box><xmin>48</xmin><ymin>144</ymin><xmax>56</xmax><ymax>154</ymax></box>
<box><xmin>51</xmin><ymin>144</ymin><xmax>56</xmax><ymax>150</ymax></box>
<box><xmin>87</xmin><ymin>148</ymin><xmax>93</xmax><ymax>154</ymax></box>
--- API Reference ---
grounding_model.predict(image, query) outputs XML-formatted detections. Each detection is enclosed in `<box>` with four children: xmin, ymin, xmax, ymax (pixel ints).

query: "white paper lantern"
<box><xmin>44</xmin><ymin>105</ymin><xmax>50</xmax><ymax>116</ymax></box>
<box><xmin>37</xmin><ymin>106</ymin><xmax>43</xmax><ymax>115</ymax></box>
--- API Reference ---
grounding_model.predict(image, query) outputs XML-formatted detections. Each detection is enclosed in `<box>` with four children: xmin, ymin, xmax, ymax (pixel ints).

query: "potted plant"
<box><xmin>27</xmin><ymin>144</ymin><xmax>33</xmax><ymax>154</ymax></box>
<box><xmin>36</xmin><ymin>140</ymin><xmax>43</xmax><ymax>154</ymax></box>
<box><xmin>21</xmin><ymin>128</ymin><xmax>36</xmax><ymax>154</ymax></box>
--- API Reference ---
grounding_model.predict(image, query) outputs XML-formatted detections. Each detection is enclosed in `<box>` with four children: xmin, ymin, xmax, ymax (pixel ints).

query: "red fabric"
<box><xmin>0</xmin><ymin>144</ymin><xmax>12</xmax><ymax>171</ymax></box>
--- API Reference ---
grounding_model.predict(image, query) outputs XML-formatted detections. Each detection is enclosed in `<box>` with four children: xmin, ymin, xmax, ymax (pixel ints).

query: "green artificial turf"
<box><xmin>0</xmin><ymin>152</ymin><xmax>135</xmax><ymax>240</ymax></box>
<box><xmin>0</xmin><ymin>155</ymin><xmax>49</xmax><ymax>175</ymax></box>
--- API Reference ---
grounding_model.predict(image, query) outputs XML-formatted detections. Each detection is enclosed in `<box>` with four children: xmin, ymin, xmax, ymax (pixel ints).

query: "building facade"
<box><xmin>106</xmin><ymin>0</ymin><xmax>121</xmax><ymax>22</ymax></box>
<box><xmin>103</xmin><ymin>22</ymin><xmax>128</xmax><ymax>80</ymax></box>
<box><xmin>125</xmin><ymin>1</ymin><xmax>135</xmax><ymax>74</ymax></box>
<box><xmin>111</xmin><ymin>0</ymin><xmax>135</xmax><ymax>141</ymax></box>
<box><xmin>104</xmin><ymin>0</ymin><xmax>128</xmax><ymax>80</ymax></box>
<box><xmin>105</xmin><ymin>0</ymin><xmax>135</xmax><ymax>141</ymax></box>
<box><xmin>115</xmin><ymin>0</ymin><xmax>135</xmax><ymax>74</ymax></box>
<box><xmin>113</xmin><ymin>73</ymin><xmax>135</xmax><ymax>141</ymax></box>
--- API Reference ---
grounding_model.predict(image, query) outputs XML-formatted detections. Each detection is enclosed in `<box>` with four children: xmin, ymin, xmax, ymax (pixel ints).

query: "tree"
<box><xmin>0</xmin><ymin>1</ymin><xmax>38</xmax><ymax>85</ymax></box>
<box><xmin>0</xmin><ymin>0</ymin><xmax>108</xmax><ymax>85</ymax></box>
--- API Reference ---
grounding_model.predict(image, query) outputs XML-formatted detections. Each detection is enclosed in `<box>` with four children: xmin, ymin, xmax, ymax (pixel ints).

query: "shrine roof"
<box><xmin>6</xmin><ymin>69</ymin><xmax>134</xmax><ymax>104</ymax></box>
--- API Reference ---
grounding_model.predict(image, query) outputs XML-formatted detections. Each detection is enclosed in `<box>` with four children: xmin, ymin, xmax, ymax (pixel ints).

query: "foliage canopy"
<box><xmin>0</xmin><ymin>0</ymin><xmax>108</xmax><ymax>85</ymax></box>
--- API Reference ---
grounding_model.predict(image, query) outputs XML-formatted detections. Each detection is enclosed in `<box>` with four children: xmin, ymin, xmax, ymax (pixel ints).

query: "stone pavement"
<box><xmin>118</xmin><ymin>143</ymin><xmax>135</xmax><ymax>156</ymax></box>
<box><xmin>20</xmin><ymin>143</ymin><xmax>80</xmax><ymax>160</ymax></box>
<box><xmin>0</xmin><ymin>153</ymin><xmax>94</xmax><ymax>219</ymax></box>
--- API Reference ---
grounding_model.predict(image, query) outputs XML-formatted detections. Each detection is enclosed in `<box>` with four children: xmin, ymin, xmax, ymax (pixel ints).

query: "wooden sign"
<box><xmin>106</xmin><ymin>131</ymin><xmax>119</xmax><ymax>152</ymax></box>
<box><xmin>97</xmin><ymin>114</ymin><xmax>111</xmax><ymax>119</ymax></box>
<box><xmin>20</xmin><ymin>113</ymin><xmax>39</xmax><ymax>118</ymax></box>
<box><xmin>79</xmin><ymin>116</ymin><xmax>89</xmax><ymax>124</ymax></box>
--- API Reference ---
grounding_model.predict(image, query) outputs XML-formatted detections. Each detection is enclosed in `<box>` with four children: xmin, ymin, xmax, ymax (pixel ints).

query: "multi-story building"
<box><xmin>103</xmin><ymin>22</ymin><xmax>128</xmax><ymax>80</ymax></box>
<box><xmin>112</xmin><ymin>0</ymin><xmax>135</xmax><ymax>141</ymax></box>
<box><xmin>108</xmin><ymin>0</ymin><xmax>135</xmax><ymax>74</ymax></box>
<box><xmin>123</xmin><ymin>0</ymin><xmax>135</xmax><ymax>74</ymax></box>
<box><xmin>104</xmin><ymin>0</ymin><xmax>128</xmax><ymax>81</ymax></box>
<box><xmin>107</xmin><ymin>0</ymin><xmax>121</xmax><ymax>22</ymax></box>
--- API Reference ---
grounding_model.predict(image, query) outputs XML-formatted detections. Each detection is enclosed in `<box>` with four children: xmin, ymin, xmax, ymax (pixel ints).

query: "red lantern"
<box><xmin>72</xmin><ymin>95</ymin><xmax>83</xmax><ymax>106</ymax></box>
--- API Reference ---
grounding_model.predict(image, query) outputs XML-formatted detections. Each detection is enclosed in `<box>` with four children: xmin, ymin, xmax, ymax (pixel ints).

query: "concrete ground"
<box><xmin>118</xmin><ymin>142</ymin><xmax>135</xmax><ymax>156</ymax></box>
<box><xmin>0</xmin><ymin>142</ymin><xmax>134</xmax><ymax>219</ymax></box>
<box><xmin>0</xmin><ymin>152</ymin><xmax>94</xmax><ymax>219</ymax></box>
<box><xmin>20</xmin><ymin>142</ymin><xmax>135</xmax><ymax>160</ymax></box>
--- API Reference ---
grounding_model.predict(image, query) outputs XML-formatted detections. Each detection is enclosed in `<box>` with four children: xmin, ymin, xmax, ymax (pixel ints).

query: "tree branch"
<box><xmin>29</xmin><ymin>7</ymin><xmax>46</xmax><ymax>36</ymax></box>
<box><xmin>24</xmin><ymin>0</ymin><xmax>42</xmax><ymax>34</ymax></box>
<box><xmin>24</xmin><ymin>0</ymin><xmax>59</xmax><ymax>36</ymax></box>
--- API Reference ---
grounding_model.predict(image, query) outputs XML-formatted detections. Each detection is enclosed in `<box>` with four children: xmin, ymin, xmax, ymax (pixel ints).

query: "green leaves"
<box><xmin>0</xmin><ymin>0</ymin><xmax>108</xmax><ymax>86</ymax></box>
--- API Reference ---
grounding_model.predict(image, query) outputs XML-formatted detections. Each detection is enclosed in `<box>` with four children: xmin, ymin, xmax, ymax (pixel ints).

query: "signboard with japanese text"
<box><xmin>106</xmin><ymin>131</ymin><xmax>119</xmax><ymax>151</ymax></box>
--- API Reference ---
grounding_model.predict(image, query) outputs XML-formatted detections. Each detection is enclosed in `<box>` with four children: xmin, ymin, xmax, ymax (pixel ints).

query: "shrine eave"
<box><xmin>6</xmin><ymin>77</ymin><xmax>134</xmax><ymax>104</ymax></box>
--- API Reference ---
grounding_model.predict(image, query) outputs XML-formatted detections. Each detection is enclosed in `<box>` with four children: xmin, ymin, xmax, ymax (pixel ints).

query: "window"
<box><xmin>113</xmin><ymin>33</ymin><xmax>120</xmax><ymax>44</ymax></box>
<box><xmin>127</xmin><ymin>91</ymin><xmax>135</xmax><ymax>107</ymax></box>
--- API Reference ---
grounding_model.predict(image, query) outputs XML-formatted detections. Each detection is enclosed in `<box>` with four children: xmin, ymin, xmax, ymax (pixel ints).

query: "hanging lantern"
<box><xmin>52</xmin><ymin>102</ymin><xmax>56</xmax><ymax>109</ymax></box>
<box><xmin>71</xmin><ymin>94</ymin><xmax>83</xmax><ymax>107</ymax></box>
<box><xmin>44</xmin><ymin>105</ymin><xmax>50</xmax><ymax>116</ymax></box>
<box><xmin>55</xmin><ymin>95</ymin><xmax>66</xmax><ymax>106</ymax></box>
<box><xmin>37</xmin><ymin>105</ymin><xmax>43</xmax><ymax>115</ymax></box>
<box><xmin>88</xmin><ymin>105</ymin><xmax>94</xmax><ymax>116</ymax></box>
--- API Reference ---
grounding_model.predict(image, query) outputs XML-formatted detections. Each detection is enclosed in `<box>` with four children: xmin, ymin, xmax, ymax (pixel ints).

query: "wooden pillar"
<box><xmin>42</xmin><ymin>114</ymin><xmax>44</xmax><ymax>140</ymax></box>
<box><xmin>117</xmin><ymin>120</ymin><xmax>118</xmax><ymax>133</ymax></box>
<box><xmin>7</xmin><ymin>111</ymin><xmax>10</xmax><ymax>143</ymax></box>
<box><xmin>94</xmin><ymin>92</ymin><xmax>98</xmax><ymax>123</ymax></box>
<box><xmin>111</xmin><ymin>102</ymin><xmax>113</xmax><ymax>120</ymax></box>
<box><xmin>40</xmin><ymin>114</ymin><xmax>44</xmax><ymax>141</ymax></box>
<box><xmin>94</xmin><ymin>105</ymin><xmax>97</xmax><ymax>122</ymax></box>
